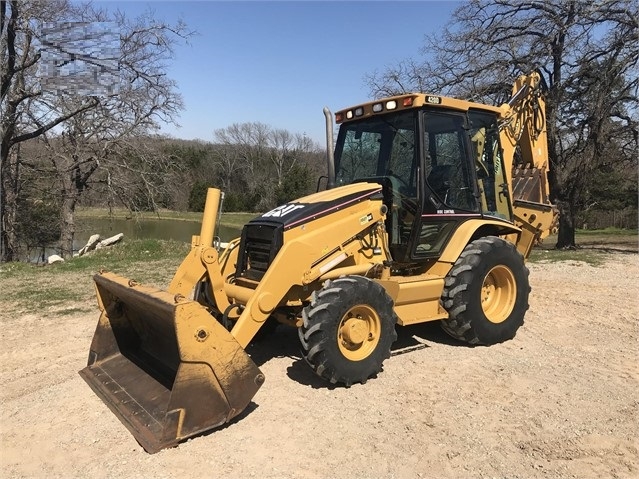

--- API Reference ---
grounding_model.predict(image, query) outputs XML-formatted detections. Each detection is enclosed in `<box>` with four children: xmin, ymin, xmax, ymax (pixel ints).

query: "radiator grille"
<box><xmin>237</xmin><ymin>223</ymin><xmax>282</xmax><ymax>281</ymax></box>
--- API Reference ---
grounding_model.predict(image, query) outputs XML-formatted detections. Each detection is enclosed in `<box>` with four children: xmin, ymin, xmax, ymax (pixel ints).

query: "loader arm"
<box><xmin>224</xmin><ymin>185</ymin><xmax>389</xmax><ymax>348</ymax></box>
<box><xmin>167</xmin><ymin>188</ymin><xmax>231</xmax><ymax>312</ymax></box>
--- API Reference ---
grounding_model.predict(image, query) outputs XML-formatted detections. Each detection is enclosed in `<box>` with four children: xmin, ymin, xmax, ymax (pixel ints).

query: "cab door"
<box><xmin>411</xmin><ymin>110</ymin><xmax>479</xmax><ymax>259</ymax></box>
<box><xmin>468</xmin><ymin>109</ymin><xmax>513</xmax><ymax>221</ymax></box>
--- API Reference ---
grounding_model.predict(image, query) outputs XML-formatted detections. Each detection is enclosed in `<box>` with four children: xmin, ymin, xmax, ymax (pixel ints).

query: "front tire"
<box><xmin>441</xmin><ymin>236</ymin><xmax>530</xmax><ymax>345</ymax></box>
<box><xmin>299</xmin><ymin>276</ymin><xmax>398</xmax><ymax>386</ymax></box>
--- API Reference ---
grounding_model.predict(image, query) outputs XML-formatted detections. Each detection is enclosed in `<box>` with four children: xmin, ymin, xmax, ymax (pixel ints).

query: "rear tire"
<box><xmin>441</xmin><ymin>236</ymin><xmax>530</xmax><ymax>345</ymax></box>
<box><xmin>299</xmin><ymin>276</ymin><xmax>398</xmax><ymax>386</ymax></box>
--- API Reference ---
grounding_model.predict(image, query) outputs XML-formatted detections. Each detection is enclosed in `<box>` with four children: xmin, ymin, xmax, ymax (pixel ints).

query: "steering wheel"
<box><xmin>385</xmin><ymin>171</ymin><xmax>410</xmax><ymax>191</ymax></box>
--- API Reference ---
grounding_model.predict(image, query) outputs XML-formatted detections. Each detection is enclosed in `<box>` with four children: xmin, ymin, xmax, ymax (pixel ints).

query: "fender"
<box><xmin>438</xmin><ymin>218</ymin><xmax>521</xmax><ymax>264</ymax></box>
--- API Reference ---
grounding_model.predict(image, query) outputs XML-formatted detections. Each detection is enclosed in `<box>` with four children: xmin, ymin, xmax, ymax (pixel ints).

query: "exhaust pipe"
<box><xmin>323</xmin><ymin>107</ymin><xmax>336</xmax><ymax>189</ymax></box>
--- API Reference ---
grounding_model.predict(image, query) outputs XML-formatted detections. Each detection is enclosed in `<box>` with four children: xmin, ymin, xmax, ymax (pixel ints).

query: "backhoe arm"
<box><xmin>498</xmin><ymin>71</ymin><xmax>558</xmax><ymax>256</ymax></box>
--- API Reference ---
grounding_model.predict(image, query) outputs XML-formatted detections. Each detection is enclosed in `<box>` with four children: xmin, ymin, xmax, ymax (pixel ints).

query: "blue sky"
<box><xmin>96</xmin><ymin>1</ymin><xmax>461</xmax><ymax>145</ymax></box>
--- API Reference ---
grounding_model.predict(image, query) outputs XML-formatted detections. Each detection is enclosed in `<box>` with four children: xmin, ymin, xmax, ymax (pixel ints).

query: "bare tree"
<box><xmin>212</xmin><ymin>122</ymin><xmax>270</xmax><ymax>192</ymax></box>
<box><xmin>366</xmin><ymin>0</ymin><xmax>638</xmax><ymax>248</ymax></box>
<box><xmin>268</xmin><ymin>129</ymin><xmax>315</xmax><ymax>187</ymax></box>
<box><xmin>211</xmin><ymin>122</ymin><xmax>321</xmax><ymax>210</ymax></box>
<box><xmin>213</xmin><ymin>122</ymin><xmax>274</xmax><ymax>209</ymax></box>
<box><xmin>269</xmin><ymin>128</ymin><xmax>295</xmax><ymax>187</ymax></box>
<box><xmin>2</xmin><ymin>1</ymin><xmax>94</xmax><ymax>260</ymax></box>
<box><xmin>1</xmin><ymin>0</ymin><xmax>192</xmax><ymax>260</ymax></box>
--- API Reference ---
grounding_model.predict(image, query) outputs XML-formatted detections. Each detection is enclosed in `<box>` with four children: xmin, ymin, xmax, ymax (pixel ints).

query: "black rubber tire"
<box><xmin>299</xmin><ymin>276</ymin><xmax>398</xmax><ymax>386</ymax></box>
<box><xmin>441</xmin><ymin>236</ymin><xmax>530</xmax><ymax>345</ymax></box>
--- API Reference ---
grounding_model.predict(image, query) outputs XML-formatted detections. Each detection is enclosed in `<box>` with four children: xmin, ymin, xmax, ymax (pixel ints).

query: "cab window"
<box><xmin>423</xmin><ymin>112</ymin><xmax>477</xmax><ymax>212</ymax></box>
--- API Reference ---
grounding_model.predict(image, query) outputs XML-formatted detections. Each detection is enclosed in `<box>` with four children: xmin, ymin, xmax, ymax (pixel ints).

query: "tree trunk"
<box><xmin>555</xmin><ymin>200</ymin><xmax>577</xmax><ymax>249</ymax></box>
<box><xmin>59</xmin><ymin>176</ymin><xmax>79</xmax><ymax>259</ymax></box>
<box><xmin>0</xmin><ymin>192</ymin><xmax>18</xmax><ymax>262</ymax></box>
<box><xmin>59</xmin><ymin>201</ymin><xmax>76</xmax><ymax>258</ymax></box>
<box><xmin>1</xmin><ymin>143</ymin><xmax>20</xmax><ymax>262</ymax></box>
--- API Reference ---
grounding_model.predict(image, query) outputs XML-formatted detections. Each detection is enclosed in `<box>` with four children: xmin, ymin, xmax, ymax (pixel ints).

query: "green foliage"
<box><xmin>218</xmin><ymin>212</ymin><xmax>258</xmax><ymax>228</ymax></box>
<box><xmin>188</xmin><ymin>181</ymin><xmax>209</xmax><ymax>212</ymax></box>
<box><xmin>15</xmin><ymin>199</ymin><xmax>61</xmax><ymax>249</ymax></box>
<box><xmin>275</xmin><ymin>163</ymin><xmax>313</xmax><ymax>205</ymax></box>
<box><xmin>20</xmin><ymin>285</ymin><xmax>85</xmax><ymax>306</ymax></box>
<box><xmin>83</xmin><ymin>238</ymin><xmax>189</xmax><ymax>267</ymax></box>
<box><xmin>224</xmin><ymin>190</ymin><xmax>262</xmax><ymax>212</ymax></box>
<box><xmin>577</xmin><ymin>227</ymin><xmax>637</xmax><ymax>236</ymax></box>
<box><xmin>528</xmin><ymin>228</ymin><xmax>637</xmax><ymax>265</ymax></box>
<box><xmin>585</xmin><ymin>167</ymin><xmax>638</xmax><ymax>210</ymax></box>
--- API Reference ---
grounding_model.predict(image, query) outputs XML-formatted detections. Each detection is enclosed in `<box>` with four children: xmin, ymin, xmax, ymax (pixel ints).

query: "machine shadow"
<box><xmin>246</xmin><ymin>324</ymin><xmax>303</xmax><ymax>368</ymax></box>
<box><xmin>246</xmin><ymin>318</ymin><xmax>466</xmax><ymax>390</ymax></box>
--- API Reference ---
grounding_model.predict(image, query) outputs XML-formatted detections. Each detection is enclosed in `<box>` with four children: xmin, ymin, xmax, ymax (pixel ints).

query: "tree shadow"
<box><xmin>581</xmin><ymin>246</ymin><xmax>637</xmax><ymax>254</ymax></box>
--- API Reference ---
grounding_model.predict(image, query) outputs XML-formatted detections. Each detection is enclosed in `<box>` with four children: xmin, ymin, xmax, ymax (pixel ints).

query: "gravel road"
<box><xmin>1</xmin><ymin>253</ymin><xmax>637</xmax><ymax>478</ymax></box>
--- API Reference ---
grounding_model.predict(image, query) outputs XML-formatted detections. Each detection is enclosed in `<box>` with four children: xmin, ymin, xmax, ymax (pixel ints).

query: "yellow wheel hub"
<box><xmin>337</xmin><ymin>305</ymin><xmax>381</xmax><ymax>361</ymax></box>
<box><xmin>481</xmin><ymin>265</ymin><xmax>517</xmax><ymax>324</ymax></box>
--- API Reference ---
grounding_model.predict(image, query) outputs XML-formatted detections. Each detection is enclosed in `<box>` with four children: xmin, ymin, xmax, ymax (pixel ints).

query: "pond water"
<box><xmin>75</xmin><ymin>217</ymin><xmax>243</xmax><ymax>249</ymax></box>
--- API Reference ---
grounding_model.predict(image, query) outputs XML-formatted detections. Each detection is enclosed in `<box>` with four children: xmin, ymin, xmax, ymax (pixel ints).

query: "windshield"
<box><xmin>334</xmin><ymin>111</ymin><xmax>418</xmax><ymax>194</ymax></box>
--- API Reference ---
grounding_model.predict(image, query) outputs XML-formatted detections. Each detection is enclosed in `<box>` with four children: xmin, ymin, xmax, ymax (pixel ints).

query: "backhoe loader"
<box><xmin>80</xmin><ymin>71</ymin><xmax>557</xmax><ymax>453</ymax></box>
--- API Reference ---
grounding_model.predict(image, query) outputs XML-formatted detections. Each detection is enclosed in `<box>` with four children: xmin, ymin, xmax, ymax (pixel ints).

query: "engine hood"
<box><xmin>249</xmin><ymin>182</ymin><xmax>383</xmax><ymax>231</ymax></box>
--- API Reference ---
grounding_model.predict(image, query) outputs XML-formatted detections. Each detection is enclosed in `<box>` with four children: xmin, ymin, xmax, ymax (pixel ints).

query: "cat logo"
<box><xmin>263</xmin><ymin>203</ymin><xmax>305</xmax><ymax>218</ymax></box>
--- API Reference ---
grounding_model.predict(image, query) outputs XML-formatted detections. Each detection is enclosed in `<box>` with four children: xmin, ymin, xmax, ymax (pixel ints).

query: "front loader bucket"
<box><xmin>79</xmin><ymin>272</ymin><xmax>264</xmax><ymax>453</ymax></box>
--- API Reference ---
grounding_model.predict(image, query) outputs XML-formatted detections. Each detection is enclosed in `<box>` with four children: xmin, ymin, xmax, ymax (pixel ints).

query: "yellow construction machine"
<box><xmin>80</xmin><ymin>71</ymin><xmax>557</xmax><ymax>453</ymax></box>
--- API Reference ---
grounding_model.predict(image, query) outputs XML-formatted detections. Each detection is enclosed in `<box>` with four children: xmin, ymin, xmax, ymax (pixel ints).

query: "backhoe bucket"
<box><xmin>79</xmin><ymin>272</ymin><xmax>264</xmax><ymax>453</ymax></box>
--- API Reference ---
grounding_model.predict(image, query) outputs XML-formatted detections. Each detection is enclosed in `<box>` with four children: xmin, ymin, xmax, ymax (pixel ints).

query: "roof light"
<box><xmin>372</xmin><ymin>103</ymin><xmax>383</xmax><ymax>113</ymax></box>
<box><xmin>354</xmin><ymin>107</ymin><xmax>364</xmax><ymax>117</ymax></box>
<box><xmin>402</xmin><ymin>97</ymin><xmax>414</xmax><ymax>107</ymax></box>
<box><xmin>346</xmin><ymin>110</ymin><xmax>354</xmax><ymax>119</ymax></box>
<box><xmin>335</xmin><ymin>112</ymin><xmax>344</xmax><ymax>123</ymax></box>
<box><xmin>386</xmin><ymin>100</ymin><xmax>397</xmax><ymax>110</ymax></box>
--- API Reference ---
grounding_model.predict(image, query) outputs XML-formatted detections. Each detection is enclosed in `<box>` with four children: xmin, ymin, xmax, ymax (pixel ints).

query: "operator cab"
<box><xmin>333</xmin><ymin>103</ymin><xmax>513</xmax><ymax>264</ymax></box>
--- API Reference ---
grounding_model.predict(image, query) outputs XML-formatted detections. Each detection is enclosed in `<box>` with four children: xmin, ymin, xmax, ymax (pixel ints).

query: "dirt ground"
<box><xmin>1</xmin><ymin>253</ymin><xmax>638</xmax><ymax>479</ymax></box>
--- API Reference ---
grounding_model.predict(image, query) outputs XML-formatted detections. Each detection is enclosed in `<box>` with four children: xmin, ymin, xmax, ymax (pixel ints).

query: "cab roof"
<box><xmin>335</xmin><ymin>92</ymin><xmax>504</xmax><ymax>124</ymax></box>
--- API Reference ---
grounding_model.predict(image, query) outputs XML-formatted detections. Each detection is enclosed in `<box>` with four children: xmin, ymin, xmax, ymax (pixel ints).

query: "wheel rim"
<box><xmin>337</xmin><ymin>304</ymin><xmax>381</xmax><ymax>361</ymax></box>
<box><xmin>481</xmin><ymin>265</ymin><xmax>517</xmax><ymax>324</ymax></box>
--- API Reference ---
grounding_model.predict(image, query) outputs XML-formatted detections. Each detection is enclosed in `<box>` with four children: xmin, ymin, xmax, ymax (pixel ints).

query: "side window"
<box><xmin>388</xmin><ymin>128</ymin><xmax>416</xmax><ymax>194</ymax></box>
<box><xmin>336</xmin><ymin>130</ymin><xmax>381</xmax><ymax>185</ymax></box>
<box><xmin>424</xmin><ymin>113</ymin><xmax>476</xmax><ymax>211</ymax></box>
<box><xmin>415</xmin><ymin>221</ymin><xmax>456</xmax><ymax>255</ymax></box>
<box><xmin>468</xmin><ymin>110</ymin><xmax>512</xmax><ymax>220</ymax></box>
